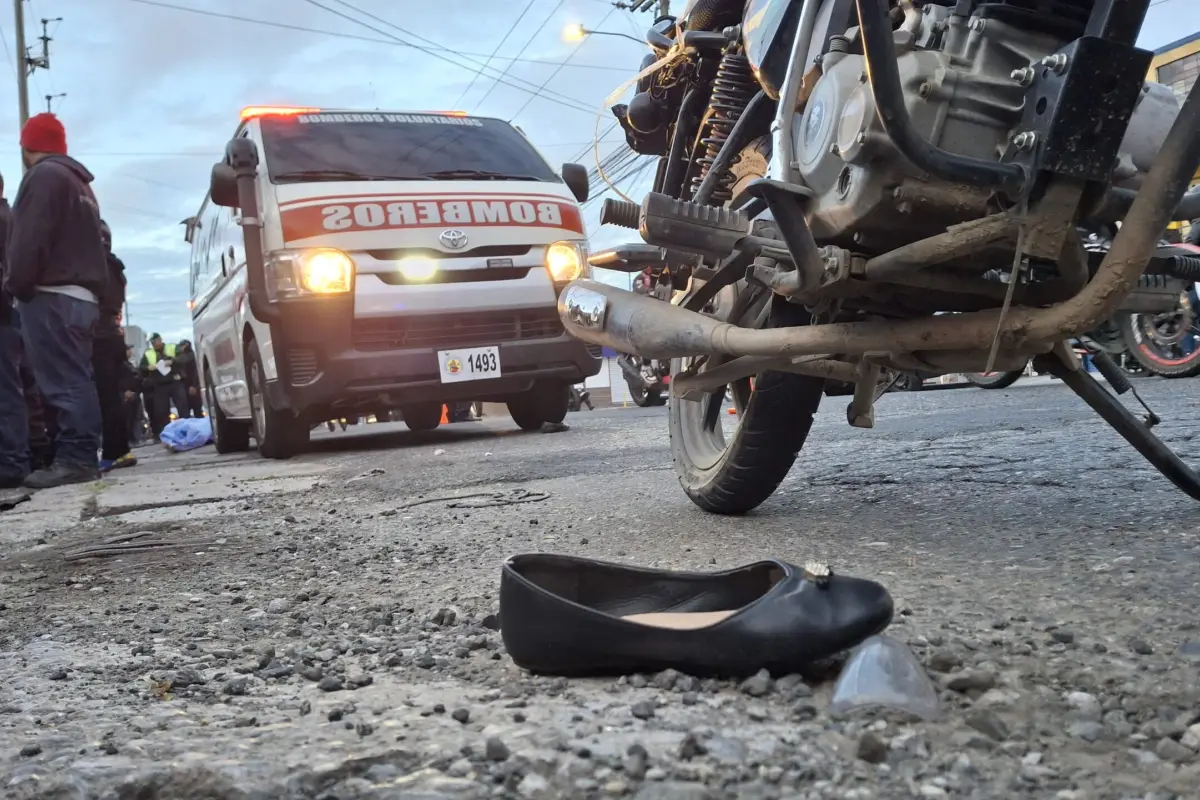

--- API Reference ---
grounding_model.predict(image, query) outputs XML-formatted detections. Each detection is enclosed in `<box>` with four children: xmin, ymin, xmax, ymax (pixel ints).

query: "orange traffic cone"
<box><xmin>440</xmin><ymin>404</ymin><xmax>449</xmax><ymax>424</ymax></box>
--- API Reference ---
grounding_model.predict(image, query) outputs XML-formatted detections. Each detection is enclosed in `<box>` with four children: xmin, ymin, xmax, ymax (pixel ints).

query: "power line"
<box><xmin>509</xmin><ymin>4</ymin><xmax>620</xmax><ymax>123</ymax></box>
<box><xmin>471</xmin><ymin>0</ymin><xmax>566</xmax><ymax>115</ymax></box>
<box><xmin>121</xmin><ymin>0</ymin><xmax>632</xmax><ymax>73</ymax></box>
<box><xmin>300</xmin><ymin>0</ymin><xmax>597</xmax><ymax>115</ymax></box>
<box><xmin>325</xmin><ymin>0</ymin><xmax>591</xmax><ymax>114</ymax></box>
<box><xmin>450</xmin><ymin>0</ymin><xmax>538</xmax><ymax>109</ymax></box>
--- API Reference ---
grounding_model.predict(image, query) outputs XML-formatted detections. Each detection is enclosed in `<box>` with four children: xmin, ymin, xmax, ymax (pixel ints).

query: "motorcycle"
<box><xmin>568</xmin><ymin>0</ymin><xmax>1200</xmax><ymax>514</ymax></box>
<box><xmin>966</xmin><ymin>237</ymin><xmax>1200</xmax><ymax>386</ymax></box>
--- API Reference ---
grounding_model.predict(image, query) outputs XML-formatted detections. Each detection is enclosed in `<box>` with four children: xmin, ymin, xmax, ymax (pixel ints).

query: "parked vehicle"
<box><xmin>559</xmin><ymin>0</ymin><xmax>1200</xmax><ymax>513</ymax></box>
<box><xmin>189</xmin><ymin>107</ymin><xmax>601</xmax><ymax>458</ymax></box>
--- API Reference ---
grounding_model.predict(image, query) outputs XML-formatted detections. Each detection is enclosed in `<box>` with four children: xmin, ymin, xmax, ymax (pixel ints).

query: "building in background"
<box><xmin>124</xmin><ymin>324</ymin><xmax>147</xmax><ymax>358</ymax></box>
<box><xmin>1150</xmin><ymin>31</ymin><xmax>1200</xmax><ymax>237</ymax></box>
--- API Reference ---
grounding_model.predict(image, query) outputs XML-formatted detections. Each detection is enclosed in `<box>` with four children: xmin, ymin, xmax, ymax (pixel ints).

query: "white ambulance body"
<box><xmin>188</xmin><ymin>107</ymin><xmax>600</xmax><ymax>458</ymax></box>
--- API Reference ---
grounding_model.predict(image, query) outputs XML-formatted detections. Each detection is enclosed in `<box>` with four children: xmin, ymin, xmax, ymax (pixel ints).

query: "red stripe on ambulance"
<box><xmin>281</xmin><ymin>197</ymin><xmax>584</xmax><ymax>241</ymax></box>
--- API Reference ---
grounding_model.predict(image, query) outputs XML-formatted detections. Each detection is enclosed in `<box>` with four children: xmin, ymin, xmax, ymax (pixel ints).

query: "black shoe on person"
<box><xmin>499</xmin><ymin>554</ymin><xmax>893</xmax><ymax>678</ymax></box>
<box><xmin>22</xmin><ymin>462</ymin><xmax>102</xmax><ymax>490</ymax></box>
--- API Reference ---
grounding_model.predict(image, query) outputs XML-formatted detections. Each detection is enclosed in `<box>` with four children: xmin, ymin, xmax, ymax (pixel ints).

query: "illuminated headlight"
<box><xmin>398</xmin><ymin>256</ymin><xmax>439</xmax><ymax>281</ymax></box>
<box><xmin>297</xmin><ymin>248</ymin><xmax>354</xmax><ymax>294</ymax></box>
<box><xmin>266</xmin><ymin>248</ymin><xmax>355</xmax><ymax>298</ymax></box>
<box><xmin>546</xmin><ymin>241</ymin><xmax>588</xmax><ymax>283</ymax></box>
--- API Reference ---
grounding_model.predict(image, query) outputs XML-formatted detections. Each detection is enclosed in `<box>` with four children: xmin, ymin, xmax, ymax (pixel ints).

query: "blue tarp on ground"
<box><xmin>160</xmin><ymin>417</ymin><xmax>213</xmax><ymax>452</ymax></box>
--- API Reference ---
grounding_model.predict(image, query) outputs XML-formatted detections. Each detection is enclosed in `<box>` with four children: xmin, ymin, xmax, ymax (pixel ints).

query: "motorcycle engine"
<box><xmin>794</xmin><ymin>4</ymin><xmax>1181</xmax><ymax>251</ymax></box>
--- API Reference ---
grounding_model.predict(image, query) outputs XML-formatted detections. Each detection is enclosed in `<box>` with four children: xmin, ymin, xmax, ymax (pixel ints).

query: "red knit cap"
<box><xmin>20</xmin><ymin>113</ymin><xmax>66</xmax><ymax>155</ymax></box>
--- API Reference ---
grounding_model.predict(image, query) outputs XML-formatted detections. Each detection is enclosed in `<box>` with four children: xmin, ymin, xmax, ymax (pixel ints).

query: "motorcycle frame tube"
<box><xmin>558</xmin><ymin>72</ymin><xmax>1200</xmax><ymax>360</ymax></box>
<box><xmin>768</xmin><ymin>0</ymin><xmax>823</xmax><ymax>184</ymax></box>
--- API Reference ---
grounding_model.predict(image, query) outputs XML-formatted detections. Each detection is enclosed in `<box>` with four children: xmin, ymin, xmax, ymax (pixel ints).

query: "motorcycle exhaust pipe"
<box><xmin>560</xmin><ymin>281</ymin><xmax>732</xmax><ymax>359</ymax></box>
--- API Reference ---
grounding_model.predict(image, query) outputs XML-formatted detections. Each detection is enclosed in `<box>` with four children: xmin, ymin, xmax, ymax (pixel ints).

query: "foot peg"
<box><xmin>605</xmin><ymin>192</ymin><xmax>752</xmax><ymax>260</ymax></box>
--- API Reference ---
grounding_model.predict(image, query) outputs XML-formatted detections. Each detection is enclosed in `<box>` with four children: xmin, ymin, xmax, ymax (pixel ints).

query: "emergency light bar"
<box><xmin>239</xmin><ymin>105</ymin><xmax>321</xmax><ymax>121</ymax></box>
<box><xmin>240</xmin><ymin>107</ymin><xmax>469</xmax><ymax>120</ymax></box>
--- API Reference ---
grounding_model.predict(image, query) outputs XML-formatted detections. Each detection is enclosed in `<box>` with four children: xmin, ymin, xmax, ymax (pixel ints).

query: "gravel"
<box><xmin>3</xmin><ymin>383</ymin><xmax>1200</xmax><ymax>798</ymax></box>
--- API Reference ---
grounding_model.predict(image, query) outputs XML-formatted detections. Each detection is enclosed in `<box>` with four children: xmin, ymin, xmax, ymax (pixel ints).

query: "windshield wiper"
<box><xmin>421</xmin><ymin>169</ymin><xmax>542</xmax><ymax>181</ymax></box>
<box><xmin>272</xmin><ymin>169</ymin><xmax>432</xmax><ymax>181</ymax></box>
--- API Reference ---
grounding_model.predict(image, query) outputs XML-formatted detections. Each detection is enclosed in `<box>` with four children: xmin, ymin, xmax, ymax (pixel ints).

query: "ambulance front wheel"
<box><xmin>401</xmin><ymin>402</ymin><xmax>442</xmax><ymax>432</ymax></box>
<box><xmin>246</xmin><ymin>339</ymin><xmax>310</xmax><ymax>460</ymax></box>
<box><xmin>508</xmin><ymin>380</ymin><xmax>569</xmax><ymax>431</ymax></box>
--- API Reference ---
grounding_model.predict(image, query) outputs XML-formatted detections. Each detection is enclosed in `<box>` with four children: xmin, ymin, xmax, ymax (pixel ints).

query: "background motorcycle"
<box><xmin>967</xmin><ymin>239</ymin><xmax>1200</xmax><ymax>387</ymax></box>
<box><xmin>570</xmin><ymin>0</ymin><xmax>1200</xmax><ymax>514</ymax></box>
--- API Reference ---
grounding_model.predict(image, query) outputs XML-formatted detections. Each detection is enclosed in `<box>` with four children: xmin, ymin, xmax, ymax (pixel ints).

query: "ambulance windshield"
<box><xmin>260</xmin><ymin>113</ymin><xmax>561</xmax><ymax>184</ymax></box>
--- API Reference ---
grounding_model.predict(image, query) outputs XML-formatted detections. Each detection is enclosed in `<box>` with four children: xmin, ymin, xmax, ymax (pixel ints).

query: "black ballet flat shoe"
<box><xmin>499</xmin><ymin>554</ymin><xmax>893</xmax><ymax>678</ymax></box>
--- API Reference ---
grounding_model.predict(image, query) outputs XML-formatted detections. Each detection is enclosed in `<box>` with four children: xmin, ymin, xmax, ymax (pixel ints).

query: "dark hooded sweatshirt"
<box><xmin>96</xmin><ymin>251</ymin><xmax>127</xmax><ymax>339</ymax></box>
<box><xmin>0</xmin><ymin>198</ymin><xmax>11</xmax><ymax>326</ymax></box>
<box><xmin>3</xmin><ymin>154</ymin><xmax>107</xmax><ymax>303</ymax></box>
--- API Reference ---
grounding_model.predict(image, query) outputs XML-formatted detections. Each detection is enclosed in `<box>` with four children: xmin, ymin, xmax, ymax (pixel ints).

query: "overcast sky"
<box><xmin>0</xmin><ymin>0</ymin><xmax>1195</xmax><ymax>343</ymax></box>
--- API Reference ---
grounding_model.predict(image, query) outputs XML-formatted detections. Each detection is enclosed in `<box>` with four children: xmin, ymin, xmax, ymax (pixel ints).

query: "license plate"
<box><xmin>438</xmin><ymin>346</ymin><xmax>501</xmax><ymax>384</ymax></box>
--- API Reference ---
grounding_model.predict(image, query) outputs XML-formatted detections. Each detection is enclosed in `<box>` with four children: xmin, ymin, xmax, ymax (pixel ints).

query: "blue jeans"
<box><xmin>0</xmin><ymin>311</ymin><xmax>29</xmax><ymax>480</ymax></box>
<box><xmin>19</xmin><ymin>292</ymin><xmax>101</xmax><ymax>469</ymax></box>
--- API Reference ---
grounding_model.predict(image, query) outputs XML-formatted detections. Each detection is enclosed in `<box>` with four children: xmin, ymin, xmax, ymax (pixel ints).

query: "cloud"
<box><xmin>0</xmin><ymin>0</ymin><xmax>1190</xmax><ymax>334</ymax></box>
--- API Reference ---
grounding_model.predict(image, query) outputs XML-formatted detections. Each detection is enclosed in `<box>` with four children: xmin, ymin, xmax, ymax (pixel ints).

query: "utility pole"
<box><xmin>13</xmin><ymin>0</ymin><xmax>29</xmax><ymax>129</ymax></box>
<box><xmin>611</xmin><ymin>0</ymin><xmax>666</xmax><ymax>14</ymax></box>
<box><xmin>12</xmin><ymin>8</ymin><xmax>61</xmax><ymax>171</ymax></box>
<box><xmin>13</xmin><ymin>8</ymin><xmax>61</xmax><ymax>128</ymax></box>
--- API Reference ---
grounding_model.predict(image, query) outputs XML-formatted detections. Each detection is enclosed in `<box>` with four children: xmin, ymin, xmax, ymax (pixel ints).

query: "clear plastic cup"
<box><xmin>829</xmin><ymin>634</ymin><xmax>940</xmax><ymax>721</ymax></box>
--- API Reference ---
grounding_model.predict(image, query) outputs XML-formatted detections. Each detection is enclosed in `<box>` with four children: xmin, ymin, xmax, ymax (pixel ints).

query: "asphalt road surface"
<box><xmin>2</xmin><ymin>377</ymin><xmax>1199</xmax><ymax>799</ymax></box>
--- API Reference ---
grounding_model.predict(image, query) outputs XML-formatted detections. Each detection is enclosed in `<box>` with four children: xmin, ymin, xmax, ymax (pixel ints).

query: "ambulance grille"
<box><xmin>352</xmin><ymin>309</ymin><xmax>564</xmax><ymax>351</ymax></box>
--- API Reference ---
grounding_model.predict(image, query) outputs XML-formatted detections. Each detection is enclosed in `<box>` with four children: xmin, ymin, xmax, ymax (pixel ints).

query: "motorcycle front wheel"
<box><xmin>1119</xmin><ymin>309</ymin><xmax>1200</xmax><ymax>378</ymax></box>
<box><xmin>669</xmin><ymin>288</ymin><xmax>825</xmax><ymax>515</ymax></box>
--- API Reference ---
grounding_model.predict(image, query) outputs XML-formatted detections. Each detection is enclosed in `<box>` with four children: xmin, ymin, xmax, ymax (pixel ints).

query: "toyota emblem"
<box><xmin>439</xmin><ymin>229</ymin><xmax>468</xmax><ymax>249</ymax></box>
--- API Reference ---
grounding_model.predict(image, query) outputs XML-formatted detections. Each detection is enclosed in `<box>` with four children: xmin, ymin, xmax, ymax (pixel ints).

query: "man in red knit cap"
<box><xmin>0</xmin><ymin>112</ymin><xmax>107</xmax><ymax>488</ymax></box>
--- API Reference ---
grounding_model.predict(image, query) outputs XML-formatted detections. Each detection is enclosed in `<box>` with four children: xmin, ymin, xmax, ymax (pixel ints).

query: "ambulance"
<box><xmin>187</xmin><ymin>107</ymin><xmax>600</xmax><ymax>459</ymax></box>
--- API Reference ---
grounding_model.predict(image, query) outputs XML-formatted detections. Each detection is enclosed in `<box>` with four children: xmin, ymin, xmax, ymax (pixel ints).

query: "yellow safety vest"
<box><xmin>144</xmin><ymin>344</ymin><xmax>176</xmax><ymax>365</ymax></box>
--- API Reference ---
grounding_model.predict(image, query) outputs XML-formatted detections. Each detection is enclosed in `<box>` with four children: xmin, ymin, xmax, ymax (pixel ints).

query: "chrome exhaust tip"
<box><xmin>557</xmin><ymin>280</ymin><xmax>726</xmax><ymax>359</ymax></box>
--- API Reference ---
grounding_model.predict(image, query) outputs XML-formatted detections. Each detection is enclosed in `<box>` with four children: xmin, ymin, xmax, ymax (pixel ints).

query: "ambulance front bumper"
<box><xmin>265</xmin><ymin>303</ymin><xmax>602</xmax><ymax>411</ymax></box>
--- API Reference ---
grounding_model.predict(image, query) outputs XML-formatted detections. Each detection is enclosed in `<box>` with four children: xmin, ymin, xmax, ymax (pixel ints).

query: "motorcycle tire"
<box><xmin>669</xmin><ymin>292</ymin><xmax>825</xmax><ymax>516</ymax></box>
<box><xmin>964</xmin><ymin>370</ymin><xmax>1023</xmax><ymax>389</ymax></box>
<box><xmin>628</xmin><ymin>380</ymin><xmax>665</xmax><ymax>407</ymax></box>
<box><xmin>1118</xmin><ymin>311</ymin><xmax>1200</xmax><ymax>378</ymax></box>
<box><xmin>669</xmin><ymin>137</ymin><xmax>826</xmax><ymax>515</ymax></box>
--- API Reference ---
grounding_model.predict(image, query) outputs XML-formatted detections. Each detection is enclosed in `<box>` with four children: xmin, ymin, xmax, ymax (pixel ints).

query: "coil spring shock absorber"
<box><xmin>692</xmin><ymin>50</ymin><xmax>757</xmax><ymax>204</ymax></box>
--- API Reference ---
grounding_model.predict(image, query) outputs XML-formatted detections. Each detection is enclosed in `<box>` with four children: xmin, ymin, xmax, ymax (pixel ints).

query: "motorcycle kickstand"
<box><xmin>1035</xmin><ymin>349</ymin><xmax>1200</xmax><ymax>501</ymax></box>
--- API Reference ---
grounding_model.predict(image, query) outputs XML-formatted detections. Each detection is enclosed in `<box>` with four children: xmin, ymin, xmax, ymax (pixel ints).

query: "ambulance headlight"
<box><xmin>297</xmin><ymin>248</ymin><xmax>354</xmax><ymax>294</ymax></box>
<box><xmin>398</xmin><ymin>257</ymin><xmax>439</xmax><ymax>282</ymax></box>
<box><xmin>546</xmin><ymin>241</ymin><xmax>587</xmax><ymax>283</ymax></box>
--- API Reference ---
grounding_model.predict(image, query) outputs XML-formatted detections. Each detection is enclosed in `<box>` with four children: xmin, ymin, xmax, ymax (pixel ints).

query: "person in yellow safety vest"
<box><xmin>138</xmin><ymin>333</ymin><xmax>188</xmax><ymax>439</ymax></box>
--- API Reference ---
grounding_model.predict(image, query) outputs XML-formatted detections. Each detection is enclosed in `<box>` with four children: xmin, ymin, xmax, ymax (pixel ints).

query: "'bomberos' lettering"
<box><xmin>319</xmin><ymin>198</ymin><xmax>565</xmax><ymax>231</ymax></box>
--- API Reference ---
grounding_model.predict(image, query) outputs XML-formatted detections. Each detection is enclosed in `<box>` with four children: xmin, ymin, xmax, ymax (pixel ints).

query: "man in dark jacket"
<box><xmin>2</xmin><ymin>113</ymin><xmax>108</xmax><ymax>488</ymax></box>
<box><xmin>93</xmin><ymin>221</ymin><xmax>136</xmax><ymax>472</ymax></box>
<box><xmin>173</xmin><ymin>339</ymin><xmax>204</xmax><ymax>417</ymax></box>
<box><xmin>122</xmin><ymin>344</ymin><xmax>145</xmax><ymax>445</ymax></box>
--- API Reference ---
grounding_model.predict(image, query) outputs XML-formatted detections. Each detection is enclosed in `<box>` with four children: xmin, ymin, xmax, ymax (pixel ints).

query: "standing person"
<box><xmin>122</xmin><ymin>344</ymin><xmax>145</xmax><ymax>446</ymax></box>
<box><xmin>173</xmin><ymin>339</ymin><xmax>203</xmax><ymax>417</ymax></box>
<box><xmin>92</xmin><ymin>221</ymin><xmax>136</xmax><ymax>472</ymax></box>
<box><xmin>0</xmin><ymin>171</ymin><xmax>27</xmax><ymax>489</ymax></box>
<box><xmin>3</xmin><ymin>114</ymin><xmax>107</xmax><ymax>489</ymax></box>
<box><xmin>139</xmin><ymin>333</ymin><xmax>187</xmax><ymax>436</ymax></box>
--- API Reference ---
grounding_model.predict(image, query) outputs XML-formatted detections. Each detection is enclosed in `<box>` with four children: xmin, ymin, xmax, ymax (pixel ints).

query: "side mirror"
<box><xmin>210</xmin><ymin>163</ymin><xmax>239</xmax><ymax>208</ymax></box>
<box><xmin>561</xmin><ymin>162</ymin><xmax>589</xmax><ymax>204</ymax></box>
